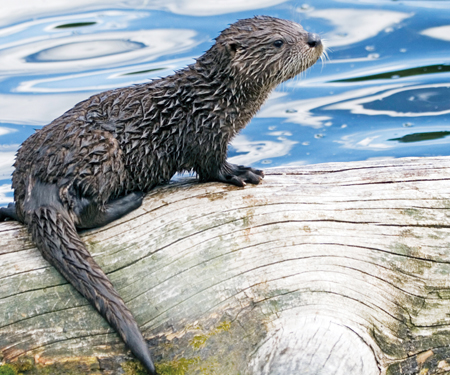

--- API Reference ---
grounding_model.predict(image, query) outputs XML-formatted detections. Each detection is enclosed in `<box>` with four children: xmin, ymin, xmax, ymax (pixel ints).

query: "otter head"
<box><xmin>212</xmin><ymin>16</ymin><xmax>324</xmax><ymax>89</ymax></box>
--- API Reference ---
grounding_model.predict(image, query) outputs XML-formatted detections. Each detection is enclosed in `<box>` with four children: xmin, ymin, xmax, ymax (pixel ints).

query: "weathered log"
<box><xmin>2</xmin><ymin>156</ymin><xmax>450</xmax><ymax>375</ymax></box>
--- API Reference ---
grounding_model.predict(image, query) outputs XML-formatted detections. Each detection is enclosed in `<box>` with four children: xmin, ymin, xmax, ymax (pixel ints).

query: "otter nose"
<box><xmin>307</xmin><ymin>33</ymin><xmax>322</xmax><ymax>48</ymax></box>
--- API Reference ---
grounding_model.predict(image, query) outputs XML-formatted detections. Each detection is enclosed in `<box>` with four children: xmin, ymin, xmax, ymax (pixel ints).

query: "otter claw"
<box><xmin>216</xmin><ymin>163</ymin><xmax>264</xmax><ymax>187</ymax></box>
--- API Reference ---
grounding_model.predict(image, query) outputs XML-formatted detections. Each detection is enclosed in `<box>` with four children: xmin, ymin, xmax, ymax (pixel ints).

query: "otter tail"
<box><xmin>27</xmin><ymin>206</ymin><xmax>156</xmax><ymax>375</ymax></box>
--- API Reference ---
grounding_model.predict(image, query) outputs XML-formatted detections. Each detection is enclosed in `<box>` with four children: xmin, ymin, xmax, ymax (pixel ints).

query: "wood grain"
<box><xmin>2</xmin><ymin>156</ymin><xmax>450</xmax><ymax>374</ymax></box>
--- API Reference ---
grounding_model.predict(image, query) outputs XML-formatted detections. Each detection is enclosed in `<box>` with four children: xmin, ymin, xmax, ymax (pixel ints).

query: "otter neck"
<box><xmin>193</xmin><ymin>52</ymin><xmax>275</xmax><ymax>134</ymax></box>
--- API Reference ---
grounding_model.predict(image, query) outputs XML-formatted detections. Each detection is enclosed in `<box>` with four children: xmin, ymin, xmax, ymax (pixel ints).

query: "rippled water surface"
<box><xmin>1</xmin><ymin>0</ymin><xmax>450</xmax><ymax>204</ymax></box>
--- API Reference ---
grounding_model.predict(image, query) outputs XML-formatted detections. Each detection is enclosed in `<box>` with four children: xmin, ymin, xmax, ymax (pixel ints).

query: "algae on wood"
<box><xmin>2</xmin><ymin>156</ymin><xmax>450</xmax><ymax>375</ymax></box>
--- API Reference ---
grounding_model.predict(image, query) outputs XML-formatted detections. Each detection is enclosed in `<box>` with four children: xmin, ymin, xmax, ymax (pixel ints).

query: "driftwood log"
<box><xmin>2</xmin><ymin>156</ymin><xmax>450</xmax><ymax>375</ymax></box>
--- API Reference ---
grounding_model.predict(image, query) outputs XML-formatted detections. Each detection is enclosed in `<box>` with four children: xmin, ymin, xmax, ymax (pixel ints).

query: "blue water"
<box><xmin>1</xmin><ymin>0</ymin><xmax>450</xmax><ymax>205</ymax></box>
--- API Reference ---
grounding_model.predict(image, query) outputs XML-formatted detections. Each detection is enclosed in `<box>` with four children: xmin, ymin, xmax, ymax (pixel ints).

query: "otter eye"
<box><xmin>273</xmin><ymin>40</ymin><xmax>284</xmax><ymax>48</ymax></box>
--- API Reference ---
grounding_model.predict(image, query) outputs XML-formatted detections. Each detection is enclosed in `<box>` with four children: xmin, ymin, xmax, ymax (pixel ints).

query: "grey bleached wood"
<box><xmin>1</xmin><ymin>156</ymin><xmax>450</xmax><ymax>374</ymax></box>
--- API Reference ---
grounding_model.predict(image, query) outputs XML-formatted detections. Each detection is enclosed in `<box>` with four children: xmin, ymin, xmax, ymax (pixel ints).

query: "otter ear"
<box><xmin>226</xmin><ymin>41</ymin><xmax>240</xmax><ymax>56</ymax></box>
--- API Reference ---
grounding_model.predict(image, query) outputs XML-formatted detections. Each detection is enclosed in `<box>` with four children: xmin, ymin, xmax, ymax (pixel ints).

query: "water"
<box><xmin>1</xmin><ymin>0</ymin><xmax>449</xmax><ymax>205</ymax></box>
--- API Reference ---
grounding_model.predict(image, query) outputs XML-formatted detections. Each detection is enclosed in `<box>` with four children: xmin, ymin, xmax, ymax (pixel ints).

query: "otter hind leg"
<box><xmin>75</xmin><ymin>192</ymin><xmax>144</xmax><ymax>229</ymax></box>
<box><xmin>0</xmin><ymin>203</ymin><xmax>20</xmax><ymax>222</ymax></box>
<box><xmin>215</xmin><ymin>162</ymin><xmax>264</xmax><ymax>187</ymax></box>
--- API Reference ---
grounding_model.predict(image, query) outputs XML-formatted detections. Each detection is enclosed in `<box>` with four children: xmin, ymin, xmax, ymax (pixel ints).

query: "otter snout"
<box><xmin>307</xmin><ymin>33</ymin><xmax>322</xmax><ymax>48</ymax></box>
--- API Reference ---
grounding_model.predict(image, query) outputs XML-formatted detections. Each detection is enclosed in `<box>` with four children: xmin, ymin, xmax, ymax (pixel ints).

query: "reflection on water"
<box><xmin>28</xmin><ymin>39</ymin><xmax>146</xmax><ymax>62</ymax></box>
<box><xmin>327</xmin><ymin>83</ymin><xmax>450</xmax><ymax>117</ymax></box>
<box><xmin>308</xmin><ymin>8</ymin><xmax>412</xmax><ymax>49</ymax></box>
<box><xmin>54</xmin><ymin>22</ymin><xmax>97</xmax><ymax>29</ymax></box>
<box><xmin>1</xmin><ymin>27</ymin><xmax>198</xmax><ymax>74</ymax></box>
<box><xmin>1</xmin><ymin>0</ymin><xmax>450</xmax><ymax>204</ymax></box>
<box><xmin>422</xmin><ymin>25</ymin><xmax>450</xmax><ymax>42</ymax></box>
<box><xmin>333</xmin><ymin>64</ymin><xmax>450</xmax><ymax>82</ymax></box>
<box><xmin>364</xmin><ymin>86</ymin><xmax>450</xmax><ymax>114</ymax></box>
<box><xmin>0</xmin><ymin>0</ymin><xmax>290</xmax><ymax>26</ymax></box>
<box><xmin>121</xmin><ymin>68</ymin><xmax>166</xmax><ymax>76</ymax></box>
<box><xmin>229</xmin><ymin>134</ymin><xmax>297</xmax><ymax>166</ymax></box>
<box><xmin>389</xmin><ymin>131</ymin><xmax>450</xmax><ymax>144</ymax></box>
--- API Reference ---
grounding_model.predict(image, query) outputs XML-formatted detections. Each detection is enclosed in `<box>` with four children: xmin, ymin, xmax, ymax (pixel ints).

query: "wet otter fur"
<box><xmin>0</xmin><ymin>16</ymin><xmax>323</xmax><ymax>374</ymax></box>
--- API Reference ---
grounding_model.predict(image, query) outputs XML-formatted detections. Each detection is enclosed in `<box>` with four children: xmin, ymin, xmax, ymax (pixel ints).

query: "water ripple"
<box><xmin>327</xmin><ymin>83</ymin><xmax>450</xmax><ymax>118</ymax></box>
<box><xmin>309</xmin><ymin>8</ymin><xmax>412</xmax><ymax>48</ymax></box>
<box><xmin>0</xmin><ymin>29</ymin><xmax>198</xmax><ymax>74</ymax></box>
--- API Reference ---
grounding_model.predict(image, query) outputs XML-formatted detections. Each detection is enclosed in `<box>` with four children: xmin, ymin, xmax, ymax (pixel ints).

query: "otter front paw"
<box><xmin>217</xmin><ymin>163</ymin><xmax>264</xmax><ymax>187</ymax></box>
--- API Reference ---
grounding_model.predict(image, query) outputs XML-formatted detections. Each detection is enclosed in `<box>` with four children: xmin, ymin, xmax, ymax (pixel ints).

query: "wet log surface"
<box><xmin>2</xmin><ymin>156</ymin><xmax>450</xmax><ymax>375</ymax></box>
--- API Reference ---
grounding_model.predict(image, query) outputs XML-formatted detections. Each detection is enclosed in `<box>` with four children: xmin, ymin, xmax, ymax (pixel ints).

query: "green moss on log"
<box><xmin>0</xmin><ymin>357</ymin><xmax>101</xmax><ymax>375</ymax></box>
<box><xmin>0</xmin><ymin>364</ymin><xmax>16</xmax><ymax>375</ymax></box>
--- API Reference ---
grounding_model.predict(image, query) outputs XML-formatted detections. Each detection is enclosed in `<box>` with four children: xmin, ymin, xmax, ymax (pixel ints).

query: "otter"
<box><xmin>0</xmin><ymin>16</ymin><xmax>323</xmax><ymax>374</ymax></box>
